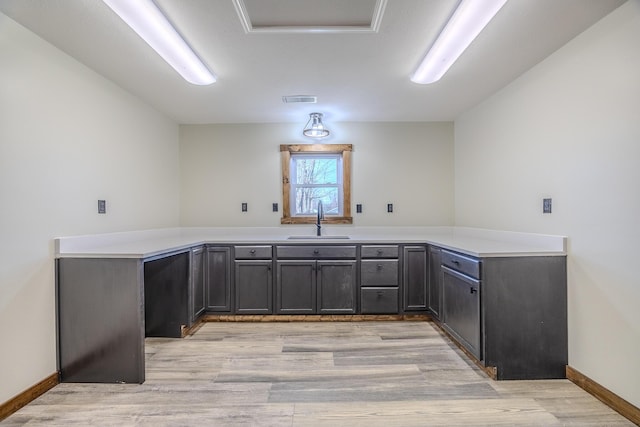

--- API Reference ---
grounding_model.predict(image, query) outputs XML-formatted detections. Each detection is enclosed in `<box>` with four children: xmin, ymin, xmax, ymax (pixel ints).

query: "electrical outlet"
<box><xmin>356</xmin><ymin>204</ymin><xmax>362</xmax><ymax>213</ymax></box>
<box><xmin>241</xmin><ymin>202</ymin><xmax>248</xmax><ymax>212</ymax></box>
<box><xmin>272</xmin><ymin>203</ymin><xmax>278</xmax><ymax>212</ymax></box>
<box><xmin>98</xmin><ymin>200</ymin><xmax>106</xmax><ymax>214</ymax></box>
<box><xmin>387</xmin><ymin>203</ymin><xmax>393</xmax><ymax>213</ymax></box>
<box><xmin>543</xmin><ymin>198</ymin><xmax>552</xmax><ymax>214</ymax></box>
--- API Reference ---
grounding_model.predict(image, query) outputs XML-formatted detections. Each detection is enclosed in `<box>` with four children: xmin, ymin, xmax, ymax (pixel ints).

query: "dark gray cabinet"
<box><xmin>144</xmin><ymin>252</ymin><xmax>190</xmax><ymax>338</ymax></box>
<box><xmin>206</xmin><ymin>246</ymin><xmax>232</xmax><ymax>312</ymax></box>
<box><xmin>427</xmin><ymin>245</ymin><xmax>442</xmax><ymax>319</ymax></box>
<box><xmin>56</xmin><ymin>237</ymin><xmax>567</xmax><ymax>385</ymax></box>
<box><xmin>276</xmin><ymin>245</ymin><xmax>357</xmax><ymax>314</ymax></box>
<box><xmin>57</xmin><ymin>257</ymin><xmax>145</xmax><ymax>383</ymax></box>
<box><xmin>234</xmin><ymin>245</ymin><xmax>273</xmax><ymax>314</ymax></box>
<box><xmin>276</xmin><ymin>260</ymin><xmax>316</xmax><ymax>314</ymax></box>
<box><xmin>276</xmin><ymin>260</ymin><xmax>357</xmax><ymax>314</ymax></box>
<box><xmin>481</xmin><ymin>256</ymin><xmax>567</xmax><ymax>380</ymax></box>
<box><xmin>403</xmin><ymin>245</ymin><xmax>428</xmax><ymax>312</ymax></box>
<box><xmin>360</xmin><ymin>245</ymin><xmax>399</xmax><ymax>314</ymax></box>
<box><xmin>235</xmin><ymin>261</ymin><xmax>273</xmax><ymax>313</ymax></box>
<box><xmin>437</xmin><ymin>248</ymin><xmax>567</xmax><ymax>380</ymax></box>
<box><xmin>317</xmin><ymin>260</ymin><xmax>357</xmax><ymax>314</ymax></box>
<box><xmin>441</xmin><ymin>251</ymin><xmax>481</xmax><ymax>359</ymax></box>
<box><xmin>190</xmin><ymin>246</ymin><xmax>206</xmax><ymax>323</ymax></box>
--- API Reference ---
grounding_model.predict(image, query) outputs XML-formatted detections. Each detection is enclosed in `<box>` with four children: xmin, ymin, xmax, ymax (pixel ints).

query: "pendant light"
<box><xmin>303</xmin><ymin>113</ymin><xmax>330</xmax><ymax>138</ymax></box>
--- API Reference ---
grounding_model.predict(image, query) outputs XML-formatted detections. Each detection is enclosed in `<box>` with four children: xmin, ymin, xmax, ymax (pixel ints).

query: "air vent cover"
<box><xmin>282</xmin><ymin>95</ymin><xmax>317</xmax><ymax>104</ymax></box>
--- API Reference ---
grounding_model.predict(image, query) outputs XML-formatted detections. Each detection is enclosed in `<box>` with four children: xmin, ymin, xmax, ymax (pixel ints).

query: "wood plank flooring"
<box><xmin>2</xmin><ymin>321</ymin><xmax>634</xmax><ymax>426</ymax></box>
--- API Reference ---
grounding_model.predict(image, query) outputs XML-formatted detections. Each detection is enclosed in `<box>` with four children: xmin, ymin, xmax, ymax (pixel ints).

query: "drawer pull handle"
<box><xmin>377</xmin><ymin>264</ymin><xmax>383</xmax><ymax>270</ymax></box>
<box><xmin>451</xmin><ymin>260</ymin><xmax>460</xmax><ymax>265</ymax></box>
<box><xmin>470</xmin><ymin>287</ymin><xmax>477</xmax><ymax>294</ymax></box>
<box><xmin>377</xmin><ymin>250</ymin><xmax>383</xmax><ymax>255</ymax></box>
<box><xmin>313</xmin><ymin>249</ymin><xmax>320</xmax><ymax>255</ymax></box>
<box><xmin>377</xmin><ymin>291</ymin><xmax>384</xmax><ymax>297</ymax></box>
<box><xmin>250</xmin><ymin>249</ymin><xmax>256</xmax><ymax>254</ymax></box>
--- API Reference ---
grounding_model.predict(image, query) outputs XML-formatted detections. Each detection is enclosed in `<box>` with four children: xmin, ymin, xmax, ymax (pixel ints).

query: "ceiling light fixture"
<box><xmin>303</xmin><ymin>113</ymin><xmax>330</xmax><ymax>138</ymax></box>
<box><xmin>102</xmin><ymin>0</ymin><xmax>216</xmax><ymax>85</ymax></box>
<box><xmin>410</xmin><ymin>0</ymin><xmax>507</xmax><ymax>84</ymax></box>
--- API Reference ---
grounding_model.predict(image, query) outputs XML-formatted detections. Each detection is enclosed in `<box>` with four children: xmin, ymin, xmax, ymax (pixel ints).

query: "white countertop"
<box><xmin>55</xmin><ymin>226</ymin><xmax>567</xmax><ymax>259</ymax></box>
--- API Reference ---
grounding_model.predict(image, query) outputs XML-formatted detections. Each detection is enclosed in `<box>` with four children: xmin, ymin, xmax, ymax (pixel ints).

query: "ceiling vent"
<box><xmin>282</xmin><ymin>95</ymin><xmax>317</xmax><ymax>104</ymax></box>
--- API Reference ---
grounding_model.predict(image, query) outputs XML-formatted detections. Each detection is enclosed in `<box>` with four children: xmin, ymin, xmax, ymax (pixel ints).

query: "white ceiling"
<box><xmin>0</xmin><ymin>0</ymin><xmax>625</xmax><ymax>124</ymax></box>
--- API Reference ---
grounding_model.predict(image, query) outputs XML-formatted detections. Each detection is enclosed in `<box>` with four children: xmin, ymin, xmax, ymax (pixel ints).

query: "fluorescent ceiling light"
<box><xmin>411</xmin><ymin>0</ymin><xmax>507</xmax><ymax>84</ymax></box>
<box><xmin>103</xmin><ymin>0</ymin><xmax>216</xmax><ymax>85</ymax></box>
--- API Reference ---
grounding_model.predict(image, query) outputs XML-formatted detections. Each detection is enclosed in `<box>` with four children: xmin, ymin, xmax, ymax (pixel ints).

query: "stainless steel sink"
<box><xmin>287</xmin><ymin>235</ymin><xmax>351</xmax><ymax>240</ymax></box>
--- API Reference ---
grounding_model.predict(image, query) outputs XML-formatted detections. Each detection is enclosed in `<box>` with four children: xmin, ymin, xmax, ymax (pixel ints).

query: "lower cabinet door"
<box><xmin>317</xmin><ymin>260</ymin><xmax>357</xmax><ymax>314</ymax></box>
<box><xmin>427</xmin><ymin>246</ymin><xmax>442</xmax><ymax>319</ymax></box>
<box><xmin>361</xmin><ymin>287</ymin><xmax>399</xmax><ymax>314</ymax></box>
<box><xmin>403</xmin><ymin>246</ymin><xmax>428</xmax><ymax>311</ymax></box>
<box><xmin>206</xmin><ymin>247</ymin><xmax>232</xmax><ymax>312</ymax></box>
<box><xmin>235</xmin><ymin>260</ymin><xmax>273</xmax><ymax>314</ymax></box>
<box><xmin>191</xmin><ymin>246</ymin><xmax>206</xmax><ymax>322</ymax></box>
<box><xmin>442</xmin><ymin>266</ymin><xmax>481</xmax><ymax>359</ymax></box>
<box><xmin>276</xmin><ymin>260</ymin><xmax>316</xmax><ymax>314</ymax></box>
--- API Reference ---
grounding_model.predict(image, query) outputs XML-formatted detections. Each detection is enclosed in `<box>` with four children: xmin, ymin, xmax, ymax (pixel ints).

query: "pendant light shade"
<box><xmin>303</xmin><ymin>113</ymin><xmax>330</xmax><ymax>138</ymax></box>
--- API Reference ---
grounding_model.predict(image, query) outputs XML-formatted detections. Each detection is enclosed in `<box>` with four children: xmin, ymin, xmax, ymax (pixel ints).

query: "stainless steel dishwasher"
<box><xmin>441</xmin><ymin>250</ymin><xmax>481</xmax><ymax>359</ymax></box>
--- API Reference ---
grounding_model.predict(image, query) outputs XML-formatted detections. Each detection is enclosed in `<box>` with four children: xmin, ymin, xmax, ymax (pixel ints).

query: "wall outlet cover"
<box><xmin>272</xmin><ymin>203</ymin><xmax>278</xmax><ymax>212</ymax></box>
<box><xmin>356</xmin><ymin>204</ymin><xmax>362</xmax><ymax>213</ymax></box>
<box><xmin>241</xmin><ymin>202</ymin><xmax>248</xmax><ymax>212</ymax></box>
<box><xmin>387</xmin><ymin>203</ymin><xmax>393</xmax><ymax>213</ymax></box>
<box><xmin>543</xmin><ymin>198</ymin><xmax>552</xmax><ymax>214</ymax></box>
<box><xmin>98</xmin><ymin>200</ymin><xmax>106</xmax><ymax>214</ymax></box>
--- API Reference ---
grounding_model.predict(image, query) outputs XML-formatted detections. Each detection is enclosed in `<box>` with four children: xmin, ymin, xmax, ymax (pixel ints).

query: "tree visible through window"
<box><xmin>291</xmin><ymin>154</ymin><xmax>341</xmax><ymax>216</ymax></box>
<box><xmin>280</xmin><ymin>144</ymin><xmax>352</xmax><ymax>224</ymax></box>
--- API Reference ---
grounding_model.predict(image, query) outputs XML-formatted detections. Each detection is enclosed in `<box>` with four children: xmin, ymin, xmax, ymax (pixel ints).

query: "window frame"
<box><xmin>280</xmin><ymin>144</ymin><xmax>352</xmax><ymax>225</ymax></box>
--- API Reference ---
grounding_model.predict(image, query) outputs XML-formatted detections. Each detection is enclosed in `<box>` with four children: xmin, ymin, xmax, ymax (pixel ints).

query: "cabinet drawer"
<box><xmin>361</xmin><ymin>287</ymin><xmax>399</xmax><ymax>314</ymax></box>
<box><xmin>441</xmin><ymin>250</ymin><xmax>480</xmax><ymax>279</ymax></box>
<box><xmin>235</xmin><ymin>245</ymin><xmax>272</xmax><ymax>259</ymax></box>
<box><xmin>361</xmin><ymin>260</ymin><xmax>398</xmax><ymax>286</ymax></box>
<box><xmin>276</xmin><ymin>245</ymin><xmax>356</xmax><ymax>259</ymax></box>
<box><xmin>361</xmin><ymin>245</ymin><xmax>399</xmax><ymax>259</ymax></box>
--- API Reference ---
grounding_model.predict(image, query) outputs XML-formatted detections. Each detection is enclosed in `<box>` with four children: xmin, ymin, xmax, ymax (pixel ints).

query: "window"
<box><xmin>291</xmin><ymin>154</ymin><xmax>342</xmax><ymax>216</ymax></box>
<box><xmin>280</xmin><ymin>144</ymin><xmax>352</xmax><ymax>224</ymax></box>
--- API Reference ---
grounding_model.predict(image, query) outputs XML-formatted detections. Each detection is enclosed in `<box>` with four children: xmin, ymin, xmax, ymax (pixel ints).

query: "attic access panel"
<box><xmin>234</xmin><ymin>0</ymin><xmax>387</xmax><ymax>33</ymax></box>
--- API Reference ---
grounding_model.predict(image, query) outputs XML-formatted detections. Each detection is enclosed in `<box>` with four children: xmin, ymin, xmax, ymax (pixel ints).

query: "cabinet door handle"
<box><xmin>470</xmin><ymin>287</ymin><xmax>477</xmax><ymax>294</ymax></box>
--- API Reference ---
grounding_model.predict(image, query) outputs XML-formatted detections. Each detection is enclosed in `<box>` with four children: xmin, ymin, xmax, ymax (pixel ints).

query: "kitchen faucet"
<box><xmin>316</xmin><ymin>200</ymin><xmax>324</xmax><ymax>237</ymax></box>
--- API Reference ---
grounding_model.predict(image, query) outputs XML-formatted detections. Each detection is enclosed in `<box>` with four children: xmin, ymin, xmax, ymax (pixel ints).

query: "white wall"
<box><xmin>454</xmin><ymin>0</ymin><xmax>639</xmax><ymax>407</ymax></box>
<box><xmin>180</xmin><ymin>122</ymin><xmax>454</xmax><ymax>228</ymax></box>
<box><xmin>0</xmin><ymin>13</ymin><xmax>180</xmax><ymax>403</ymax></box>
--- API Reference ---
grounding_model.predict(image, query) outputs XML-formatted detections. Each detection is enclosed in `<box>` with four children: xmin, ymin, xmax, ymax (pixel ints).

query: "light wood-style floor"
<box><xmin>2</xmin><ymin>321</ymin><xmax>633</xmax><ymax>426</ymax></box>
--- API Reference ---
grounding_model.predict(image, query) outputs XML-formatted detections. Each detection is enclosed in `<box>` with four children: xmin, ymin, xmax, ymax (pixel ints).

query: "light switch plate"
<box><xmin>387</xmin><ymin>203</ymin><xmax>393</xmax><ymax>213</ymax></box>
<box><xmin>543</xmin><ymin>198</ymin><xmax>552</xmax><ymax>214</ymax></box>
<box><xmin>98</xmin><ymin>200</ymin><xmax>106</xmax><ymax>214</ymax></box>
<box><xmin>241</xmin><ymin>202</ymin><xmax>248</xmax><ymax>212</ymax></box>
